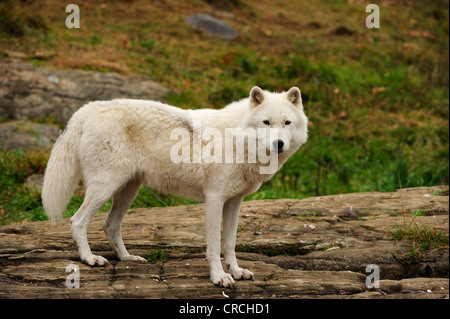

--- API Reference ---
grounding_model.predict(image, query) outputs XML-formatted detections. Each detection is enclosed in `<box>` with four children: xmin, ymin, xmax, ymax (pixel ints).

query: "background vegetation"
<box><xmin>0</xmin><ymin>0</ymin><xmax>448</xmax><ymax>224</ymax></box>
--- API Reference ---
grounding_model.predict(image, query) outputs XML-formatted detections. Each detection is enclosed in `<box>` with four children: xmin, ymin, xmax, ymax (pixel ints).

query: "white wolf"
<box><xmin>42</xmin><ymin>86</ymin><xmax>308</xmax><ymax>288</ymax></box>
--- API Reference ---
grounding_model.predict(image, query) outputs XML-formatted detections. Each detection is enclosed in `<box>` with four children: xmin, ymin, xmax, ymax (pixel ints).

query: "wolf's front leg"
<box><xmin>205</xmin><ymin>194</ymin><xmax>236</xmax><ymax>288</ymax></box>
<box><xmin>222</xmin><ymin>196</ymin><xmax>254</xmax><ymax>281</ymax></box>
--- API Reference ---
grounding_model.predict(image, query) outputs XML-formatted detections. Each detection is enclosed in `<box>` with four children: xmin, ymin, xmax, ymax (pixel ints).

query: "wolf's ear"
<box><xmin>250</xmin><ymin>86</ymin><xmax>264</xmax><ymax>108</ymax></box>
<box><xmin>287</xmin><ymin>87</ymin><xmax>302</xmax><ymax>106</ymax></box>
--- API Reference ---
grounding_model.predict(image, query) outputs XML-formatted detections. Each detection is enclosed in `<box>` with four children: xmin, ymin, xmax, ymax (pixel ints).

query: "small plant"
<box><xmin>140</xmin><ymin>39</ymin><xmax>158</xmax><ymax>50</ymax></box>
<box><xmin>389</xmin><ymin>222</ymin><xmax>449</xmax><ymax>278</ymax></box>
<box><xmin>431</xmin><ymin>190</ymin><xmax>449</xmax><ymax>196</ymax></box>
<box><xmin>410</xmin><ymin>210</ymin><xmax>427</xmax><ymax>217</ymax></box>
<box><xmin>389</xmin><ymin>223</ymin><xmax>448</xmax><ymax>252</ymax></box>
<box><xmin>146</xmin><ymin>247</ymin><xmax>168</xmax><ymax>263</ymax></box>
<box><xmin>390</xmin><ymin>183</ymin><xmax>448</xmax><ymax>254</ymax></box>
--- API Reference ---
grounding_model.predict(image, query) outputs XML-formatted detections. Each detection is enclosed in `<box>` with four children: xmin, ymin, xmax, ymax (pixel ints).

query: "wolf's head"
<box><xmin>243</xmin><ymin>86</ymin><xmax>308</xmax><ymax>157</ymax></box>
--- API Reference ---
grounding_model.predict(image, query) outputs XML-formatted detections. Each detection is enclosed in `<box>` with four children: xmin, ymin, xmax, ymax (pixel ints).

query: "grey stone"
<box><xmin>0</xmin><ymin>121</ymin><xmax>61</xmax><ymax>150</ymax></box>
<box><xmin>185</xmin><ymin>13</ymin><xmax>238</xmax><ymax>40</ymax></box>
<box><xmin>0</xmin><ymin>59</ymin><xmax>168</xmax><ymax>124</ymax></box>
<box><xmin>25</xmin><ymin>174</ymin><xmax>44</xmax><ymax>192</ymax></box>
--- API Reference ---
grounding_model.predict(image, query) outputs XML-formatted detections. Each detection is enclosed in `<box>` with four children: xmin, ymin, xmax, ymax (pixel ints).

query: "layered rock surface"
<box><xmin>0</xmin><ymin>186</ymin><xmax>448</xmax><ymax>299</ymax></box>
<box><xmin>0</xmin><ymin>58</ymin><xmax>168</xmax><ymax>124</ymax></box>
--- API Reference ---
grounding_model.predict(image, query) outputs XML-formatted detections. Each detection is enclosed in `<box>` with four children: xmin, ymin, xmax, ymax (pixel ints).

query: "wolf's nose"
<box><xmin>273</xmin><ymin>139</ymin><xmax>284</xmax><ymax>151</ymax></box>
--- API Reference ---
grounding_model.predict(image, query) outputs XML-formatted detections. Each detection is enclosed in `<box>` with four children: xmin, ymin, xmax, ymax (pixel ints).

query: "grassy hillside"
<box><xmin>0</xmin><ymin>0</ymin><xmax>448</xmax><ymax>224</ymax></box>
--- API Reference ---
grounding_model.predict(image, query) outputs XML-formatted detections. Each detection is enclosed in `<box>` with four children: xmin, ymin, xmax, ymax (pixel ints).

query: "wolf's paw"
<box><xmin>83</xmin><ymin>254</ymin><xmax>109</xmax><ymax>266</ymax></box>
<box><xmin>121</xmin><ymin>255</ymin><xmax>148</xmax><ymax>263</ymax></box>
<box><xmin>211</xmin><ymin>271</ymin><xmax>236</xmax><ymax>289</ymax></box>
<box><xmin>230</xmin><ymin>267</ymin><xmax>254</xmax><ymax>281</ymax></box>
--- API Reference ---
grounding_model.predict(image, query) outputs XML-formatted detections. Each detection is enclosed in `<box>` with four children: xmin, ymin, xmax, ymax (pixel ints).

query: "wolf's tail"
<box><xmin>42</xmin><ymin>110</ymin><xmax>84</xmax><ymax>224</ymax></box>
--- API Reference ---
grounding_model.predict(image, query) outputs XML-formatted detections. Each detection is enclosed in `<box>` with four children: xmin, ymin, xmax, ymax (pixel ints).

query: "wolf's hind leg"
<box><xmin>70</xmin><ymin>183</ymin><xmax>116</xmax><ymax>266</ymax></box>
<box><xmin>103</xmin><ymin>177</ymin><xmax>146</xmax><ymax>262</ymax></box>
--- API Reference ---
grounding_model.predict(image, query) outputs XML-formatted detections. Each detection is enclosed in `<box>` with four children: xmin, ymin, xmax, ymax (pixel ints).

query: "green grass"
<box><xmin>389</xmin><ymin>223</ymin><xmax>449</xmax><ymax>252</ymax></box>
<box><xmin>389</xmin><ymin>220</ymin><xmax>449</xmax><ymax>277</ymax></box>
<box><xmin>0</xmin><ymin>0</ymin><xmax>448</xmax><ymax>224</ymax></box>
<box><xmin>411</xmin><ymin>210</ymin><xmax>427</xmax><ymax>217</ymax></box>
<box><xmin>388</xmin><ymin>209</ymin><xmax>449</xmax><ymax>277</ymax></box>
<box><xmin>0</xmin><ymin>149</ymin><xmax>48</xmax><ymax>224</ymax></box>
<box><xmin>145</xmin><ymin>247</ymin><xmax>169</xmax><ymax>263</ymax></box>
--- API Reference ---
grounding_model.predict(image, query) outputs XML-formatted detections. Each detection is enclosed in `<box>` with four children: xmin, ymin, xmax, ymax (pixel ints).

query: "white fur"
<box><xmin>42</xmin><ymin>86</ymin><xmax>308</xmax><ymax>288</ymax></box>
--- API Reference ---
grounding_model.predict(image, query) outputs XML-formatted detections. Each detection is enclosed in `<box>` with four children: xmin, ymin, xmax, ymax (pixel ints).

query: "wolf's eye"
<box><xmin>263</xmin><ymin>120</ymin><xmax>270</xmax><ymax>125</ymax></box>
<box><xmin>285</xmin><ymin>121</ymin><xmax>291</xmax><ymax>125</ymax></box>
